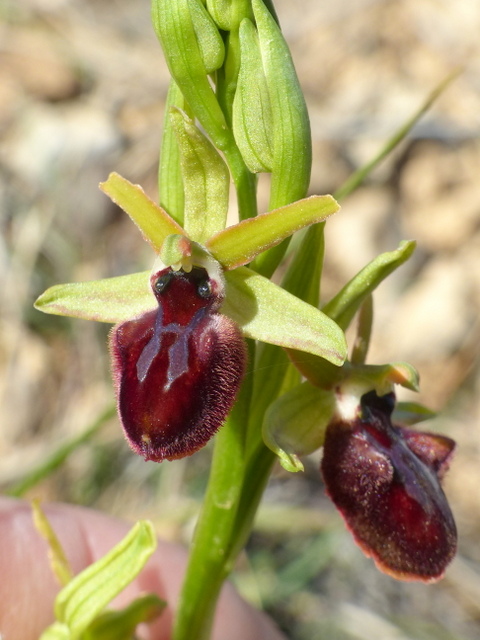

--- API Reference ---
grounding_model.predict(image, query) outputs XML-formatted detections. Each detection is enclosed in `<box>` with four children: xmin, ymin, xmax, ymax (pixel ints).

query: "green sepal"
<box><xmin>206</xmin><ymin>195</ymin><xmax>338</xmax><ymax>269</ymax></box>
<box><xmin>223</xmin><ymin>266</ymin><xmax>347</xmax><ymax>364</ymax></box>
<box><xmin>82</xmin><ymin>594</ymin><xmax>165</xmax><ymax>640</ymax></box>
<box><xmin>263</xmin><ymin>381</ymin><xmax>335</xmax><ymax>472</ymax></box>
<box><xmin>351</xmin><ymin>361</ymin><xmax>420</xmax><ymax>394</ymax></box>
<box><xmin>188</xmin><ymin>0</ymin><xmax>225</xmax><ymax>73</ymax></box>
<box><xmin>54</xmin><ymin>521</ymin><xmax>157</xmax><ymax>636</ymax></box>
<box><xmin>34</xmin><ymin>271</ymin><xmax>153</xmax><ymax>324</ymax></box>
<box><xmin>287</xmin><ymin>353</ymin><xmax>419</xmax><ymax>395</ymax></box>
<box><xmin>170</xmin><ymin>108</ymin><xmax>230</xmax><ymax>243</ymax></box>
<box><xmin>393</xmin><ymin>401</ymin><xmax>436</xmax><ymax>425</ymax></box>
<box><xmin>322</xmin><ymin>240</ymin><xmax>416</xmax><ymax>331</ymax></box>
<box><xmin>252</xmin><ymin>0</ymin><xmax>311</xmax><ymax>208</ymax></box>
<box><xmin>100</xmin><ymin>173</ymin><xmax>184</xmax><ymax>252</ymax></box>
<box><xmin>233</xmin><ymin>18</ymin><xmax>273</xmax><ymax>172</ymax></box>
<box><xmin>35</xmin><ymin>261</ymin><xmax>347</xmax><ymax>365</ymax></box>
<box><xmin>35</xmin><ymin>266</ymin><xmax>346</xmax><ymax>366</ymax></box>
<box><xmin>159</xmin><ymin>81</ymin><xmax>187</xmax><ymax>225</ymax></box>
<box><xmin>152</xmin><ymin>0</ymin><xmax>229</xmax><ymax>149</ymax></box>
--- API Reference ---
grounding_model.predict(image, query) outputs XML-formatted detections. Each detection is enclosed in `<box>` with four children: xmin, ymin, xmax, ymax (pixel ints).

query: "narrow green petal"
<box><xmin>223</xmin><ymin>267</ymin><xmax>347</xmax><ymax>365</ymax></box>
<box><xmin>322</xmin><ymin>240</ymin><xmax>416</xmax><ymax>330</ymax></box>
<box><xmin>207</xmin><ymin>195</ymin><xmax>339</xmax><ymax>269</ymax></box>
<box><xmin>170</xmin><ymin>109</ymin><xmax>230</xmax><ymax>243</ymax></box>
<box><xmin>55</xmin><ymin>521</ymin><xmax>157</xmax><ymax>635</ymax></box>
<box><xmin>34</xmin><ymin>272</ymin><xmax>154</xmax><ymax>324</ymax></box>
<box><xmin>100</xmin><ymin>173</ymin><xmax>184</xmax><ymax>252</ymax></box>
<box><xmin>263</xmin><ymin>382</ymin><xmax>335</xmax><ymax>472</ymax></box>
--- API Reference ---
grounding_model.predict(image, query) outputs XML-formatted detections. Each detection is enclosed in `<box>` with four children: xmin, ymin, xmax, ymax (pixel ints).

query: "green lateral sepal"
<box><xmin>263</xmin><ymin>382</ymin><xmax>335</xmax><ymax>472</ymax></box>
<box><xmin>223</xmin><ymin>266</ymin><xmax>347</xmax><ymax>365</ymax></box>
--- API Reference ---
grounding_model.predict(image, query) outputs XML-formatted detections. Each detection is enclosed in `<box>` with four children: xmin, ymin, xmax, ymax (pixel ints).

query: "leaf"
<box><xmin>35</xmin><ymin>272</ymin><xmax>154</xmax><ymax>323</ymax></box>
<box><xmin>223</xmin><ymin>266</ymin><xmax>347</xmax><ymax>365</ymax></box>
<box><xmin>55</xmin><ymin>521</ymin><xmax>157</xmax><ymax>636</ymax></box>
<box><xmin>83</xmin><ymin>594</ymin><xmax>165</xmax><ymax>640</ymax></box>
<box><xmin>322</xmin><ymin>240</ymin><xmax>416</xmax><ymax>330</ymax></box>
<box><xmin>206</xmin><ymin>195</ymin><xmax>339</xmax><ymax>269</ymax></box>
<box><xmin>32</xmin><ymin>501</ymin><xmax>73</xmax><ymax>587</ymax></box>
<box><xmin>100</xmin><ymin>173</ymin><xmax>184</xmax><ymax>252</ymax></box>
<box><xmin>334</xmin><ymin>71</ymin><xmax>461</xmax><ymax>202</ymax></box>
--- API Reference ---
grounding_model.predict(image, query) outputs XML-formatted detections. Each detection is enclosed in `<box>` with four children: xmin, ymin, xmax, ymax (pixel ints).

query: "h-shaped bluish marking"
<box><xmin>136</xmin><ymin>304</ymin><xmax>209</xmax><ymax>390</ymax></box>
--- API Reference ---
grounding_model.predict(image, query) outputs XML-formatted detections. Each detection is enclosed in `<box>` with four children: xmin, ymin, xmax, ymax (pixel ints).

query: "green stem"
<box><xmin>223</xmin><ymin>142</ymin><xmax>258</xmax><ymax>221</ymax></box>
<box><xmin>172</xmin><ymin>343</ymin><xmax>254</xmax><ymax>640</ymax></box>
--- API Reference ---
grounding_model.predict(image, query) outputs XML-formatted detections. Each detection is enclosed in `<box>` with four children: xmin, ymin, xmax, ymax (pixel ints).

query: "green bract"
<box><xmin>169</xmin><ymin>108</ymin><xmax>230</xmax><ymax>243</ymax></box>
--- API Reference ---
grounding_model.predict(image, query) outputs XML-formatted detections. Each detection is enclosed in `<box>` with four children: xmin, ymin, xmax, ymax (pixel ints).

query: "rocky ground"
<box><xmin>1</xmin><ymin>0</ymin><xmax>480</xmax><ymax>638</ymax></box>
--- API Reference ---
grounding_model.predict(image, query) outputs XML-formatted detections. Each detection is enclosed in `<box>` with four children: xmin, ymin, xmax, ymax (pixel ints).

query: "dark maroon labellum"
<box><xmin>110</xmin><ymin>266</ymin><xmax>246</xmax><ymax>462</ymax></box>
<box><xmin>321</xmin><ymin>390</ymin><xmax>457</xmax><ymax>582</ymax></box>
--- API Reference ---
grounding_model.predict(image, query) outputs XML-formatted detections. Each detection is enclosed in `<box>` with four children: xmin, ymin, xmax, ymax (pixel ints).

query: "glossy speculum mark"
<box><xmin>321</xmin><ymin>390</ymin><xmax>457</xmax><ymax>582</ymax></box>
<box><xmin>110</xmin><ymin>265</ymin><xmax>246</xmax><ymax>462</ymax></box>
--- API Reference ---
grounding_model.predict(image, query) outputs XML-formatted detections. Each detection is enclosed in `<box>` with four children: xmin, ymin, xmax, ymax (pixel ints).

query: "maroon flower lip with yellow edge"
<box><xmin>321</xmin><ymin>391</ymin><xmax>457</xmax><ymax>582</ymax></box>
<box><xmin>110</xmin><ymin>265</ymin><xmax>246</xmax><ymax>462</ymax></box>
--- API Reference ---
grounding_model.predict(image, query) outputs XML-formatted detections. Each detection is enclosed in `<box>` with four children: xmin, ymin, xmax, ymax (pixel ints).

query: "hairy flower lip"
<box><xmin>110</xmin><ymin>265</ymin><xmax>247</xmax><ymax>462</ymax></box>
<box><xmin>321</xmin><ymin>390</ymin><xmax>457</xmax><ymax>582</ymax></box>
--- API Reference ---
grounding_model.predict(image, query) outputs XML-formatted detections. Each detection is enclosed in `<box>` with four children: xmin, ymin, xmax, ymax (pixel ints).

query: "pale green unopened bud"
<box><xmin>189</xmin><ymin>0</ymin><xmax>225</xmax><ymax>73</ymax></box>
<box><xmin>152</xmin><ymin>0</ymin><xmax>228</xmax><ymax>148</ymax></box>
<box><xmin>232</xmin><ymin>18</ymin><xmax>273</xmax><ymax>172</ymax></box>
<box><xmin>249</xmin><ymin>0</ymin><xmax>311</xmax><ymax>207</ymax></box>
<box><xmin>206</xmin><ymin>0</ymin><xmax>252</xmax><ymax>31</ymax></box>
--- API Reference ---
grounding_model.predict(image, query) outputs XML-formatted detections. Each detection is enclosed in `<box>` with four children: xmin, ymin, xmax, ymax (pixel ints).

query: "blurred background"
<box><xmin>1</xmin><ymin>0</ymin><xmax>480</xmax><ymax>638</ymax></box>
